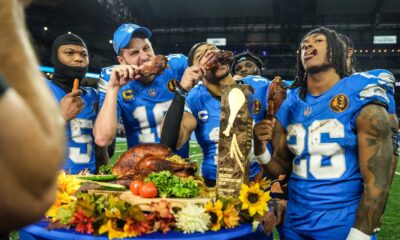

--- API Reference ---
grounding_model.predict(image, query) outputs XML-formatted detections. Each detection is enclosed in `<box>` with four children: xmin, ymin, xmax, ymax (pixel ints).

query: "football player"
<box><xmin>339</xmin><ymin>33</ymin><xmax>399</xmax><ymax>233</ymax></box>
<box><xmin>255</xmin><ymin>27</ymin><xmax>394</xmax><ymax>240</ymax></box>
<box><xmin>94</xmin><ymin>23</ymin><xmax>189</xmax><ymax>157</ymax></box>
<box><xmin>48</xmin><ymin>33</ymin><xmax>99</xmax><ymax>174</ymax></box>
<box><xmin>160</xmin><ymin>42</ymin><xmax>271</xmax><ymax>187</ymax></box>
<box><xmin>232</xmin><ymin>51</ymin><xmax>263</xmax><ymax>80</ymax></box>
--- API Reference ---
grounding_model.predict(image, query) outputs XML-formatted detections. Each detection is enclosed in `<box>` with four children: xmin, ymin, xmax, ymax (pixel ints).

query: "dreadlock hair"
<box><xmin>338</xmin><ymin>34</ymin><xmax>357</xmax><ymax>74</ymax></box>
<box><xmin>291</xmin><ymin>27</ymin><xmax>348</xmax><ymax>100</ymax></box>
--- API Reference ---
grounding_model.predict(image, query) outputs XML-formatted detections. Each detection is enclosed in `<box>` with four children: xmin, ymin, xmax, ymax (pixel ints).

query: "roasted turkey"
<box><xmin>137</xmin><ymin>55</ymin><xmax>168</xmax><ymax>77</ymax></box>
<box><xmin>203</xmin><ymin>50</ymin><xmax>235</xmax><ymax>70</ymax></box>
<box><xmin>265</xmin><ymin>76</ymin><xmax>287</xmax><ymax>120</ymax></box>
<box><xmin>112</xmin><ymin>143</ymin><xmax>197</xmax><ymax>183</ymax></box>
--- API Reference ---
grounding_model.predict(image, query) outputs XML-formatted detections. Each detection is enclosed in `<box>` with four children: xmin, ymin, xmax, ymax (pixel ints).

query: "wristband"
<box><xmin>255</xmin><ymin>149</ymin><xmax>271</xmax><ymax>165</ymax></box>
<box><xmin>346</xmin><ymin>228</ymin><xmax>370</xmax><ymax>240</ymax></box>
<box><xmin>176</xmin><ymin>83</ymin><xmax>188</xmax><ymax>97</ymax></box>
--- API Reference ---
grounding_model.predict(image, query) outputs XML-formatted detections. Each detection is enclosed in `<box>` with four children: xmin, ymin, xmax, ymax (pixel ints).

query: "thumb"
<box><xmin>68</xmin><ymin>90</ymin><xmax>83</xmax><ymax>97</ymax></box>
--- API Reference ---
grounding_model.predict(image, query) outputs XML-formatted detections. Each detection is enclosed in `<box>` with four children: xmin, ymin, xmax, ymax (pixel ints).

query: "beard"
<box><xmin>306</xmin><ymin>62</ymin><xmax>334</xmax><ymax>75</ymax></box>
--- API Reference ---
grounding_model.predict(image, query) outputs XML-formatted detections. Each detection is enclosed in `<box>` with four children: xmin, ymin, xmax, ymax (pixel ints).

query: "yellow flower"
<box><xmin>123</xmin><ymin>217</ymin><xmax>152</xmax><ymax>237</ymax></box>
<box><xmin>223</xmin><ymin>204</ymin><xmax>240</xmax><ymax>228</ymax></box>
<box><xmin>45</xmin><ymin>191</ymin><xmax>77</xmax><ymax>218</ymax></box>
<box><xmin>57</xmin><ymin>171</ymin><xmax>82</xmax><ymax>195</ymax></box>
<box><xmin>205</xmin><ymin>200</ymin><xmax>223</xmax><ymax>231</ymax></box>
<box><xmin>123</xmin><ymin>218</ymin><xmax>139</xmax><ymax>238</ymax></box>
<box><xmin>239</xmin><ymin>183</ymin><xmax>270</xmax><ymax>216</ymax></box>
<box><xmin>45</xmin><ymin>204</ymin><xmax>59</xmax><ymax>219</ymax></box>
<box><xmin>255</xmin><ymin>177</ymin><xmax>271</xmax><ymax>191</ymax></box>
<box><xmin>105</xmin><ymin>208</ymin><xmax>122</xmax><ymax>219</ymax></box>
<box><xmin>99</xmin><ymin>219</ymin><xmax>128</xmax><ymax>239</ymax></box>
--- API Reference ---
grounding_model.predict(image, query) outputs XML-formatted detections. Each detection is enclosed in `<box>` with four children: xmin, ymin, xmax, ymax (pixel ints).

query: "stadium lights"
<box><xmin>373</xmin><ymin>49</ymin><xmax>376</xmax><ymax>53</ymax></box>
<box><xmin>359</xmin><ymin>50</ymin><xmax>363</xmax><ymax>53</ymax></box>
<box><xmin>68</xmin><ymin>32</ymin><xmax>72</xmax><ymax>34</ymax></box>
<box><xmin>392</xmin><ymin>49</ymin><xmax>395</xmax><ymax>52</ymax></box>
<box><xmin>384</xmin><ymin>49</ymin><xmax>387</xmax><ymax>53</ymax></box>
<box><xmin>378</xmin><ymin>49</ymin><xmax>382</xmax><ymax>53</ymax></box>
<box><xmin>109</xmin><ymin>40</ymin><xmax>113</xmax><ymax>44</ymax></box>
<box><xmin>354</xmin><ymin>49</ymin><xmax>357</xmax><ymax>53</ymax></box>
<box><xmin>43</xmin><ymin>26</ymin><xmax>48</xmax><ymax>31</ymax></box>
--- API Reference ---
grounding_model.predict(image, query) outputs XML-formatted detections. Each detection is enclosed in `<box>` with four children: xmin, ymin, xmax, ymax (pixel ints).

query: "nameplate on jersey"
<box><xmin>329</xmin><ymin>94</ymin><xmax>349</xmax><ymax>113</ymax></box>
<box><xmin>122</xmin><ymin>89</ymin><xmax>134</xmax><ymax>102</ymax></box>
<box><xmin>217</xmin><ymin>85</ymin><xmax>252</xmax><ymax>198</ymax></box>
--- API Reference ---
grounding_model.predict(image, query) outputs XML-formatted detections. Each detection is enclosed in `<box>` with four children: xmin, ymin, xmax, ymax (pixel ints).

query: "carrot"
<box><xmin>72</xmin><ymin>79</ymin><xmax>79</xmax><ymax>92</ymax></box>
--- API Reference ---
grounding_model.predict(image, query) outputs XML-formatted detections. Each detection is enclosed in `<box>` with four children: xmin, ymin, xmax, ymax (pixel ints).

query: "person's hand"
<box><xmin>274</xmin><ymin>199</ymin><xmax>287</xmax><ymax>225</ymax></box>
<box><xmin>109</xmin><ymin>65</ymin><xmax>141</xmax><ymax>89</ymax></box>
<box><xmin>253</xmin><ymin>119</ymin><xmax>275</xmax><ymax>155</ymax></box>
<box><xmin>60</xmin><ymin>90</ymin><xmax>84</xmax><ymax>120</ymax></box>
<box><xmin>180</xmin><ymin>66</ymin><xmax>206</xmax><ymax>92</ymax></box>
<box><xmin>260</xmin><ymin>199</ymin><xmax>287</xmax><ymax>234</ymax></box>
<box><xmin>233</xmin><ymin>75</ymin><xmax>242</xmax><ymax>81</ymax></box>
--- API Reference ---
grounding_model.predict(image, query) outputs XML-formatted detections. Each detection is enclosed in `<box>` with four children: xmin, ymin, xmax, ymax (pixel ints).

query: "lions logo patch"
<box><xmin>253</xmin><ymin>99</ymin><xmax>261</xmax><ymax>114</ymax></box>
<box><xmin>167</xmin><ymin>79</ymin><xmax>179</xmax><ymax>92</ymax></box>
<box><xmin>330</xmin><ymin>94</ymin><xmax>349</xmax><ymax>113</ymax></box>
<box><xmin>122</xmin><ymin>90</ymin><xmax>134</xmax><ymax>101</ymax></box>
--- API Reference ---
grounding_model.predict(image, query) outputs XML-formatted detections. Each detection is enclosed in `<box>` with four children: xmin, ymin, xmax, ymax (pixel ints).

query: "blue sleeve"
<box><xmin>388</xmin><ymin>94</ymin><xmax>396</xmax><ymax>114</ymax></box>
<box><xmin>98</xmin><ymin>66</ymin><xmax>113</xmax><ymax>94</ymax></box>
<box><xmin>242</xmin><ymin>76</ymin><xmax>270</xmax><ymax>123</ymax></box>
<box><xmin>167</xmin><ymin>54</ymin><xmax>188</xmax><ymax>82</ymax></box>
<box><xmin>350</xmin><ymin>76</ymin><xmax>392</xmax><ymax>126</ymax></box>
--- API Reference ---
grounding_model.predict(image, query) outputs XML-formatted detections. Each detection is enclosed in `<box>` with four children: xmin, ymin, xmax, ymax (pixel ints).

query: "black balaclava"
<box><xmin>51</xmin><ymin>33</ymin><xmax>88</xmax><ymax>93</ymax></box>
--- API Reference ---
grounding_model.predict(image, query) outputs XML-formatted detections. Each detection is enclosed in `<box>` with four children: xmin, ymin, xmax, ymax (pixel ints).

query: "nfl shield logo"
<box><xmin>304</xmin><ymin>106</ymin><xmax>312</xmax><ymax>116</ymax></box>
<box><xmin>149</xmin><ymin>89</ymin><xmax>156</xmax><ymax>97</ymax></box>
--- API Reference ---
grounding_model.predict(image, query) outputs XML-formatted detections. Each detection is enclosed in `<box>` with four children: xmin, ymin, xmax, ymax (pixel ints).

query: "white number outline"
<box><xmin>287</xmin><ymin>119</ymin><xmax>346</xmax><ymax>179</ymax></box>
<box><xmin>132</xmin><ymin>100</ymin><xmax>172</xmax><ymax>142</ymax></box>
<box><xmin>69</xmin><ymin>119</ymin><xmax>93</xmax><ymax>164</ymax></box>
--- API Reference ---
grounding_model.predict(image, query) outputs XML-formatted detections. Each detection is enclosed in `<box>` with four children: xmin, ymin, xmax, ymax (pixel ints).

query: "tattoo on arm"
<box><xmin>355</xmin><ymin>104</ymin><xmax>393</xmax><ymax>234</ymax></box>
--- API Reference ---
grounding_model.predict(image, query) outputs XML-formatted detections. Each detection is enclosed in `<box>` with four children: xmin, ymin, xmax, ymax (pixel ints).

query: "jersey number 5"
<box><xmin>287</xmin><ymin>119</ymin><xmax>346</xmax><ymax>179</ymax></box>
<box><xmin>69</xmin><ymin>119</ymin><xmax>93</xmax><ymax>164</ymax></box>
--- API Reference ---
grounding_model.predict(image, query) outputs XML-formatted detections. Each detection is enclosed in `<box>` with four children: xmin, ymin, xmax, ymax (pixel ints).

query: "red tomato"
<box><xmin>140</xmin><ymin>182</ymin><xmax>158</xmax><ymax>198</ymax></box>
<box><xmin>130</xmin><ymin>180</ymin><xmax>144</xmax><ymax>195</ymax></box>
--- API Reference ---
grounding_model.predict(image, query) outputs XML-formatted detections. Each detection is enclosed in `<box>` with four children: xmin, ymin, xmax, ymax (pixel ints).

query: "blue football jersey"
<box><xmin>98</xmin><ymin>54</ymin><xmax>189</xmax><ymax>157</ymax></box>
<box><xmin>276</xmin><ymin>74</ymin><xmax>392</xmax><ymax>209</ymax></box>
<box><xmin>48</xmin><ymin>81</ymin><xmax>99</xmax><ymax>174</ymax></box>
<box><xmin>185</xmin><ymin>76</ymin><xmax>270</xmax><ymax>181</ymax></box>
<box><xmin>354</xmin><ymin>69</ymin><xmax>396</xmax><ymax>114</ymax></box>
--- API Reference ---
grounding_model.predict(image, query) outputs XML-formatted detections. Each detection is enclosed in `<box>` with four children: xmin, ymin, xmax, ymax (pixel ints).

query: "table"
<box><xmin>20</xmin><ymin>220</ymin><xmax>268</xmax><ymax>240</ymax></box>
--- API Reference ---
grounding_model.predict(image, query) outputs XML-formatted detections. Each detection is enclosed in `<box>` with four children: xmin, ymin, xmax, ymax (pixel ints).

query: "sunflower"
<box><xmin>98</xmin><ymin>219</ymin><xmax>128</xmax><ymax>239</ymax></box>
<box><xmin>239</xmin><ymin>183</ymin><xmax>270</xmax><ymax>216</ymax></box>
<box><xmin>223</xmin><ymin>204</ymin><xmax>240</xmax><ymax>228</ymax></box>
<box><xmin>204</xmin><ymin>200</ymin><xmax>223</xmax><ymax>231</ymax></box>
